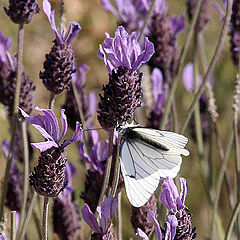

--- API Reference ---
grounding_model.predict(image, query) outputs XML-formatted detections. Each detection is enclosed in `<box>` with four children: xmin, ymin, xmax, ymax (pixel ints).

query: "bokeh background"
<box><xmin>0</xmin><ymin>0</ymin><xmax>238</xmax><ymax>239</ymax></box>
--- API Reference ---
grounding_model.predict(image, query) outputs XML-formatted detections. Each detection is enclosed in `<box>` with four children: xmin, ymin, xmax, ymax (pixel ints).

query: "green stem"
<box><xmin>138</xmin><ymin>0</ymin><xmax>156</xmax><ymax>42</ymax></box>
<box><xmin>179</xmin><ymin>0</ymin><xmax>233</xmax><ymax>134</ymax></box>
<box><xmin>98</xmin><ymin>129</ymin><xmax>114</xmax><ymax>206</ymax></box>
<box><xmin>225</xmin><ymin>201</ymin><xmax>240</xmax><ymax>240</ymax></box>
<box><xmin>17</xmin><ymin>120</ymin><xmax>30</xmax><ymax>238</ymax></box>
<box><xmin>0</xmin><ymin>23</ymin><xmax>24</xmax><ymax>229</ymax></box>
<box><xmin>11</xmin><ymin>211</ymin><xmax>16</xmax><ymax>240</ymax></box>
<box><xmin>42</xmin><ymin>197</ymin><xmax>49</xmax><ymax>240</ymax></box>
<box><xmin>160</xmin><ymin>0</ymin><xmax>202</xmax><ymax>130</ymax></box>
<box><xmin>48</xmin><ymin>92</ymin><xmax>55</xmax><ymax>110</ymax></box>
<box><xmin>19</xmin><ymin>192</ymin><xmax>38</xmax><ymax>240</ymax></box>
<box><xmin>117</xmin><ymin>192</ymin><xmax>122</xmax><ymax>240</ymax></box>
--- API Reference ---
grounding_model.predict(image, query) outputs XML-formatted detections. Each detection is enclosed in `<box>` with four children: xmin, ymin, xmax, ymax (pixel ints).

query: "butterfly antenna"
<box><xmin>83</xmin><ymin>127</ymin><xmax>115</xmax><ymax>132</ymax></box>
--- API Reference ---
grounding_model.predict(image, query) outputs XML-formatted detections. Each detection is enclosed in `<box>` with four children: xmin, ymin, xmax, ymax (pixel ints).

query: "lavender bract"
<box><xmin>81</xmin><ymin>197</ymin><xmax>117</xmax><ymax>239</ymax></box>
<box><xmin>4</xmin><ymin>0</ymin><xmax>40</xmax><ymax>24</ymax></box>
<box><xmin>98</xmin><ymin>26</ymin><xmax>154</xmax><ymax>129</ymax></box>
<box><xmin>20</xmin><ymin>107</ymin><xmax>82</xmax><ymax>197</ymax></box>
<box><xmin>40</xmin><ymin>0</ymin><xmax>81</xmax><ymax>94</ymax></box>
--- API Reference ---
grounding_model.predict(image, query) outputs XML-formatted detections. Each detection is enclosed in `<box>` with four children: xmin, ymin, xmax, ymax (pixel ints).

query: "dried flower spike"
<box><xmin>4</xmin><ymin>0</ymin><xmax>40</xmax><ymax>24</ymax></box>
<box><xmin>20</xmin><ymin>107</ymin><xmax>82</xmax><ymax>197</ymax></box>
<box><xmin>40</xmin><ymin>0</ymin><xmax>81</xmax><ymax>94</ymax></box>
<box><xmin>97</xmin><ymin>26</ymin><xmax>154</xmax><ymax>129</ymax></box>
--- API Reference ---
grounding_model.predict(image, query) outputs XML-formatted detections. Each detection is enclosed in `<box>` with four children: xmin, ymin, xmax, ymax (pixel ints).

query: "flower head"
<box><xmin>81</xmin><ymin>197</ymin><xmax>117</xmax><ymax>239</ymax></box>
<box><xmin>98</xmin><ymin>26</ymin><xmax>154</xmax><ymax>74</ymax></box>
<box><xmin>40</xmin><ymin>0</ymin><xmax>81</xmax><ymax>94</ymax></box>
<box><xmin>20</xmin><ymin>107</ymin><xmax>82</xmax><ymax>152</ymax></box>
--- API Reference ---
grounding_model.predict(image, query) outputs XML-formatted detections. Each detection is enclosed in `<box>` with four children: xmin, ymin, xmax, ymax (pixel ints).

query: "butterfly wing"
<box><xmin>120</xmin><ymin>128</ymin><xmax>189</xmax><ymax>207</ymax></box>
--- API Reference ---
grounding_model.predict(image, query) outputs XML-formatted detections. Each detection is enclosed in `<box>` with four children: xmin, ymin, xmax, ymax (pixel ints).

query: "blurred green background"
<box><xmin>0</xmin><ymin>0</ymin><xmax>238</xmax><ymax>239</ymax></box>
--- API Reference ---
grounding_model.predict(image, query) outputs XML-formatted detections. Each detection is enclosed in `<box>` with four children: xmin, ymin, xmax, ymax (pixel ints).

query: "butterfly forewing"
<box><xmin>119</xmin><ymin>125</ymin><xmax>190</xmax><ymax>207</ymax></box>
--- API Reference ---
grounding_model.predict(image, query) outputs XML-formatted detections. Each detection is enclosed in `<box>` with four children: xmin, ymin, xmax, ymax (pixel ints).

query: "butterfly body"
<box><xmin>118</xmin><ymin>122</ymin><xmax>189</xmax><ymax>207</ymax></box>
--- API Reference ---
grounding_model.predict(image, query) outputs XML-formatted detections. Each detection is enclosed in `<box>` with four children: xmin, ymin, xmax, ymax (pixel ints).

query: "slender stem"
<box><xmin>11</xmin><ymin>211</ymin><xmax>16</xmax><ymax>240</ymax></box>
<box><xmin>110</xmin><ymin>136</ymin><xmax>122</xmax><ymax>197</ymax></box>
<box><xmin>48</xmin><ymin>92</ymin><xmax>55</xmax><ymax>110</ymax></box>
<box><xmin>42</xmin><ymin>197</ymin><xmax>49</xmax><ymax>240</ymax></box>
<box><xmin>117</xmin><ymin>192</ymin><xmax>122</xmax><ymax>240</ymax></box>
<box><xmin>98</xmin><ymin>129</ymin><xmax>114</xmax><ymax>206</ymax></box>
<box><xmin>60</xmin><ymin>0</ymin><xmax>65</xmax><ymax>32</ymax></box>
<box><xmin>19</xmin><ymin>192</ymin><xmax>38</xmax><ymax>240</ymax></box>
<box><xmin>225</xmin><ymin>201</ymin><xmax>240</xmax><ymax>240</ymax></box>
<box><xmin>179</xmin><ymin>0</ymin><xmax>233</xmax><ymax>134</ymax></box>
<box><xmin>137</xmin><ymin>0</ymin><xmax>156</xmax><ymax>42</ymax></box>
<box><xmin>33</xmin><ymin>208</ymin><xmax>42</xmax><ymax>240</ymax></box>
<box><xmin>0</xmin><ymin>23</ymin><xmax>24</xmax><ymax>229</ymax></box>
<box><xmin>160</xmin><ymin>1</ymin><xmax>202</xmax><ymax>130</ymax></box>
<box><xmin>210</xmin><ymin>131</ymin><xmax>234</xmax><ymax>239</ymax></box>
<box><xmin>17</xmin><ymin>120</ymin><xmax>30</xmax><ymax>238</ymax></box>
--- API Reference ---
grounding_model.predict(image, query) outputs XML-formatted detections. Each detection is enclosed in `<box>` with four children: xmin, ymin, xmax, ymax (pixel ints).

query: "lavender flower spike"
<box><xmin>81</xmin><ymin>197</ymin><xmax>117</xmax><ymax>239</ymax></box>
<box><xmin>98</xmin><ymin>26</ymin><xmax>154</xmax><ymax>74</ymax></box>
<box><xmin>20</xmin><ymin>107</ymin><xmax>82</xmax><ymax>152</ymax></box>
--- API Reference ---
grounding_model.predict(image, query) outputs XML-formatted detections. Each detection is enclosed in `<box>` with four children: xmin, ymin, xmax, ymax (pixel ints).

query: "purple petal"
<box><xmin>31</xmin><ymin>141</ymin><xmax>58</xmax><ymax>152</ymax></box>
<box><xmin>183</xmin><ymin>63</ymin><xmax>194</xmax><ymax>92</ymax></box>
<box><xmin>164</xmin><ymin>222</ymin><xmax>171</xmax><ymax>240</ymax></box>
<box><xmin>212</xmin><ymin>1</ymin><xmax>226</xmax><ymax>20</ymax></box>
<box><xmin>132</xmin><ymin>37</ymin><xmax>154</xmax><ymax>71</ymax></box>
<box><xmin>65</xmin><ymin>162</ymin><xmax>76</xmax><ymax>183</ymax></box>
<box><xmin>79</xmin><ymin>64</ymin><xmax>90</xmax><ymax>82</ymax></box>
<box><xmin>147</xmin><ymin>209</ymin><xmax>162</xmax><ymax>240</ymax></box>
<box><xmin>180</xmin><ymin>177</ymin><xmax>187</xmax><ymax>205</ymax></box>
<box><xmin>64</xmin><ymin>22</ymin><xmax>81</xmax><ymax>44</ymax></box>
<box><xmin>98</xmin><ymin>44</ymin><xmax>113</xmax><ymax>73</ymax></box>
<box><xmin>136</xmin><ymin>228</ymin><xmax>149</xmax><ymax>240</ymax></box>
<box><xmin>152</xmin><ymin>68</ymin><xmax>163</xmax><ymax>103</ymax></box>
<box><xmin>1</xmin><ymin>139</ymin><xmax>10</xmax><ymax>159</ymax></box>
<box><xmin>19</xmin><ymin>108</ymin><xmax>55</xmax><ymax>142</ymax></box>
<box><xmin>171</xmin><ymin>14</ymin><xmax>185</xmax><ymax>36</ymax></box>
<box><xmin>0</xmin><ymin>233</ymin><xmax>7</xmax><ymax>240</ymax></box>
<box><xmin>59</xmin><ymin>109</ymin><xmax>68</xmax><ymax>143</ymax></box>
<box><xmin>166</xmin><ymin>215</ymin><xmax>178</xmax><ymax>240</ymax></box>
<box><xmin>43</xmin><ymin>0</ymin><xmax>61</xmax><ymax>44</ymax></box>
<box><xmin>87</xmin><ymin>92</ymin><xmax>97</xmax><ymax>121</ymax></box>
<box><xmin>100</xmin><ymin>0</ymin><xmax>120</xmax><ymax>18</ymax></box>
<box><xmin>101</xmin><ymin>196</ymin><xmax>118</xmax><ymax>219</ymax></box>
<box><xmin>62</xmin><ymin>122</ymin><xmax>82</xmax><ymax>148</ymax></box>
<box><xmin>81</xmin><ymin>204</ymin><xmax>101</xmax><ymax>233</ymax></box>
<box><xmin>97</xmin><ymin>206</ymin><xmax>108</xmax><ymax>233</ymax></box>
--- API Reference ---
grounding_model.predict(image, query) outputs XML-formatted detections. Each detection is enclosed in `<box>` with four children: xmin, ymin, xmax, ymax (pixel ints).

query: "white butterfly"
<box><xmin>118</xmin><ymin>122</ymin><xmax>190</xmax><ymax>208</ymax></box>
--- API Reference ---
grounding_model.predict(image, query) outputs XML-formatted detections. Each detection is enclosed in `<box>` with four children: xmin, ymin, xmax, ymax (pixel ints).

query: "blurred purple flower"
<box><xmin>0</xmin><ymin>233</ymin><xmax>7</xmax><ymax>240</ymax></box>
<box><xmin>81</xmin><ymin>196</ymin><xmax>117</xmax><ymax>239</ymax></box>
<box><xmin>43</xmin><ymin>0</ymin><xmax>81</xmax><ymax>46</ymax></box>
<box><xmin>79</xmin><ymin>130</ymin><xmax>108</xmax><ymax>174</ymax></box>
<box><xmin>98</xmin><ymin>26</ymin><xmax>154</xmax><ymax>74</ymax></box>
<box><xmin>20</xmin><ymin>107</ymin><xmax>82</xmax><ymax>152</ymax></box>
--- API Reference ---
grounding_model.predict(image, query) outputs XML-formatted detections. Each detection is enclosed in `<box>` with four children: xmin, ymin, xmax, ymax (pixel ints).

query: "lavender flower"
<box><xmin>147</xmin><ymin>68</ymin><xmax>167</xmax><ymax>129</ymax></box>
<box><xmin>63</xmin><ymin>64</ymin><xmax>97</xmax><ymax>130</ymax></box>
<box><xmin>79</xmin><ymin>130</ymin><xmax>108</xmax><ymax>211</ymax></box>
<box><xmin>0</xmin><ymin>31</ymin><xmax>35</xmax><ymax>119</ymax></box>
<box><xmin>4</xmin><ymin>0</ymin><xmax>39</xmax><ymax>24</ymax></box>
<box><xmin>81</xmin><ymin>196</ymin><xmax>117</xmax><ymax>239</ymax></box>
<box><xmin>183</xmin><ymin>63</ymin><xmax>210</xmax><ymax>142</ymax></box>
<box><xmin>20</xmin><ymin>107</ymin><xmax>82</xmax><ymax>197</ymax></box>
<box><xmin>0</xmin><ymin>233</ymin><xmax>7</xmax><ymax>240</ymax></box>
<box><xmin>53</xmin><ymin>163</ymin><xmax>81</xmax><ymax>240</ymax></box>
<box><xmin>187</xmin><ymin>0</ymin><xmax>210</xmax><ymax>32</ymax></box>
<box><xmin>148</xmin><ymin>1</ymin><xmax>185</xmax><ymax>79</ymax></box>
<box><xmin>40</xmin><ymin>0</ymin><xmax>81</xmax><ymax>94</ymax></box>
<box><xmin>160</xmin><ymin>178</ymin><xmax>197</xmax><ymax>240</ymax></box>
<box><xmin>98</xmin><ymin>26</ymin><xmax>154</xmax><ymax>129</ymax></box>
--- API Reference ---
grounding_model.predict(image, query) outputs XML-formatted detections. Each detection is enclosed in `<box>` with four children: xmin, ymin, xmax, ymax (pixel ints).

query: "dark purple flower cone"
<box><xmin>187</xmin><ymin>0</ymin><xmax>210</xmax><ymax>32</ymax></box>
<box><xmin>4</xmin><ymin>0</ymin><xmax>40</xmax><ymax>24</ymax></box>
<box><xmin>230</xmin><ymin>29</ymin><xmax>240</xmax><ymax>66</ymax></box>
<box><xmin>147</xmin><ymin>110</ymin><xmax>164</xmax><ymax>129</ymax></box>
<box><xmin>91</xmin><ymin>232</ymin><xmax>114</xmax><ymax>240</ymax></box>
<box><xmin>40</xmin><ymin>39</ymin><xmax>75</xmax><ymax>94</ymax></box>
<box><xmin>29</xmin><ymin>147</ymin><xmax>67</xmax><ymax>197</ymax></box>
<box><xmin>231</xmin><ymin>0</ymin><xmax>240</xmax><ymax>32</ymax></box>
<box><xmin>81</xmin><ymin>170</ymin><xmax>103</xmax><ymax>212</ymax></box>
<box><xmin>131</xmin><ymin>195</ymin><xmax>157</xmax><ymax>236</ymax></box>
<box><xmin>0</xmin><ymin>69</ymin><xmax>35</xmax><ymax>119</ymax></box>
<box><xmin>175</xmin><ymin>209</ymin><xmax>197</xmax><ymax>240</ymax></box>
<box><xmin>53</xmin><ymin>195</ymin><xmax>81</xmax><ymax>240</ymax></box>
<box><xmin>98</xmin><ymin>67</ymin><xmax>142</xmax><ymax>130</ymax></box>
<box><xmin>6</xmin><ymin>164</ymin><xmax>23</xmax><ymax>212</ymax></box>
<box><xmin>148</xmin><ymin>13</ymin><xmax>179</xmax><ymax>80</ymax></box>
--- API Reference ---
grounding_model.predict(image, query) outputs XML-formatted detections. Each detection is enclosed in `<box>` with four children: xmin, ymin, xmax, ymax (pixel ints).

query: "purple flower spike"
<box><xmin>171</xmin><ymin>14</ymin><xmax>185</xmax><ymax>36</ymax></box>
<box><xmin>43</xmin><ymin>0</ymin><xmax>81</xmax><ymax>46</ymax></box>
<box><xmin>20</xmin><ymin>107</ymin><xmax>82</xmax><ymax>152</ymax></box>
<box><xmin>98</xmin><ymin>26</ymin><xmax>154</xmax><ymax>74</ymax></box>
<box><xmin>82</xmin><ymin>197</ymin><xmax>117</xmax><ymax>238</ymax></box>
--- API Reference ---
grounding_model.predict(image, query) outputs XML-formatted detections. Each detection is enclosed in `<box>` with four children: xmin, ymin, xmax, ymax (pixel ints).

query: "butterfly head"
<box><xmin>116</xmin><ymin>121</ymin><xmax>140</xmax><ymax>136</ymax></box>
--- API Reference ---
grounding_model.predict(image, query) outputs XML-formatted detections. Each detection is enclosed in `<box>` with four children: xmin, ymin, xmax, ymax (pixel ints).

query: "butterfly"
<box><xmin>118</xmin><ymin>122</ymin><xmax>190</xmax><ymax>207</ymax></box>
